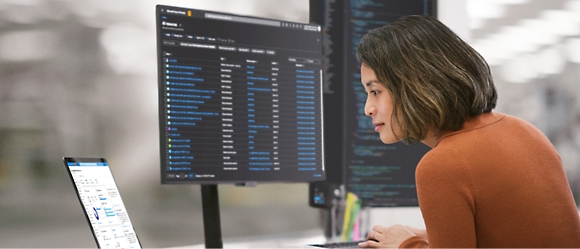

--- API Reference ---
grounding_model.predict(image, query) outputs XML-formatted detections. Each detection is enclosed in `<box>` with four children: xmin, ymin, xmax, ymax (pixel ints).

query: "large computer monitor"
<box><xmin>309</xmin><ymin>0</ymin><xmax>436</xmax><ymax>209</ymax></box>
<box><xmin>156</xmin><ymin>5</ymin><xmax>325</xmax><ymax>247</ymax></box>
<box><xmin>157</xmin><ymin>5</ymin><xmax>325</xmax><ymax>184</ymax></box>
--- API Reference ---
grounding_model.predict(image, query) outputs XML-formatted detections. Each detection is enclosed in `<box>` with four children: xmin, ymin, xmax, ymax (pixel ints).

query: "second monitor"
<box><xmin>156</xmin><ymin>5</ymin><xmax>325</xmax><ymax>184</ymax></box>
<box><xmin>310</xmin><ymin>0</ymin><xmax>436</xmax><ymax>208</ymax></box>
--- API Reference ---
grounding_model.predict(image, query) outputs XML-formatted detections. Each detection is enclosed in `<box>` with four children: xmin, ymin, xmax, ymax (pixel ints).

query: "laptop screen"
<box><xmin>63</xmin><ymin>157</ymin><xmax>142</xmax><ymax>249</ymax></box>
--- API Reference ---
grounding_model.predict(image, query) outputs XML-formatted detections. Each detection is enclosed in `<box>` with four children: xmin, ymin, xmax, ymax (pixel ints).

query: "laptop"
<box><xmin>63</xmin><ymin>157</ymin><xmax>142</xmax><ymax>249</ymax></box>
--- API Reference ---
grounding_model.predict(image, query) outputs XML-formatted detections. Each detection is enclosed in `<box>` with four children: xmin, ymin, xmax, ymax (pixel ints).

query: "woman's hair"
<box><xmin>357</xmin><ymin>15</ymin><xmax>497</xmax><ymax>144</ymax></box>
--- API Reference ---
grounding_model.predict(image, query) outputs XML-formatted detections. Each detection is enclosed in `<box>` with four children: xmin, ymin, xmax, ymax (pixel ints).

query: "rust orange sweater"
<box><xmin>400</xmin><ymin>112</ymin><xmax>580</xmax><ymax>248</ymax></box>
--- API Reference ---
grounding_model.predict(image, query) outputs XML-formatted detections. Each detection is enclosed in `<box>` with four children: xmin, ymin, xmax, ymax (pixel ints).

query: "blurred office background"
<box><xmin>0</xmin><ymin>0</ymin><xmax>579</xmax><ymax>247</ymax></box>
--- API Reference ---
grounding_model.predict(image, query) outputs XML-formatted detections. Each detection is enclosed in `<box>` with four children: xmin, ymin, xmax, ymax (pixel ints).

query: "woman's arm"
<box><xmin>405</xmin><ymin>226</ymin><xmax>427</xmax><ymax>239</ymax></box>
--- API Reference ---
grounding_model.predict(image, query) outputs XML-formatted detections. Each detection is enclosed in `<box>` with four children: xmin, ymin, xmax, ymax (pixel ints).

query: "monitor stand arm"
<box><xmin>201</xmin><ymin>184</ymin><xmax>223</xmax><ymax>248</ymax></box>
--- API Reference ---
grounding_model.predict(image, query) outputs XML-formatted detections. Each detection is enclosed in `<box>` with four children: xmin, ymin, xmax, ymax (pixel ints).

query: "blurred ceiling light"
<box><xmin>0</xmin><ymin>30</ymin><xmax>56</xmax><ymax>61</ymax></box>
<box><xmin>1</xmin><ymin>0</ymin><xmax>42</xmax><ymax>6</ymax></box>
<box><xmin>540</xmin><ymin>9</ymin><xmax>580</xmax><ymax>37</ymax></box>
<box><xmin>99</xmin><ymin>23</ymin><xmax>155</xmax><ymax>75</ymax></box>
<box><xmin>498</xmin><ymin>44</ymin><xmax>565</xmax><ymax>84</ymax></box>
<box><xmin>539</xmin><ymin>45</ymin><xmax>566</xmax><ymax>75</ymax></box>
<box><xmin>516</xmin><ymin>53</ymin><xmax>539</xmax><ymax>81</ymax></box>
<box><xmin>471</xmin><ymin>40</ymin><xmax>500</xmax><ymax>65</ymax></box>
<box><xmin>528</xmin><ymin>52</ymin><xmax>544</xmax><ymax>80</ymax></box>
<box><xmin>499</xmin><ymin>26</ymin><xmax>539</xmax><ymax>54</ymax></box>
<box><xmin>565</xmin><ymin>38</ymin><xmax>580</xmax><ymax>63</ymax></box>
<box><xmin>473</xmin><ymin>29</ymin><xmax>528</xmax><ymax>66</ymax></box>
<box><xmin>467</xmin><ymin>0</ymin><xmax>506</xmax><ymax>29</ymax></box>
<box><xmin>501</xmin><ymin>55</ymin><xmax>531</xmax><ymax>83</ymax></box>
<box><xmin>87</xmin><ymin>0</ymin><xmax>133</xmax><ymax>14</ymax></box>
<box><xmin>467</xmin><ymin>0</ymin><xmax>505</xmax><ymax>19</ymax></box>
<box><xmin>565</xmin><ymin>0</ymin><xmax>580</xmax><ymax>14</ymax></box>
<box><xmin>471</xmin><ymin>0</ymin><xmax>580</xmax><ymax>84</ymax></box>
<box><xmin>502</xmin><ymin>51</ymin><xmax>548</xmax><ymax>84</ymax></box>
<box><xmin>467</xmin><ymin>0</ymin><xmax>530</xmax><ymax>29</ymax></box>
<box><xmin>484</xmin><ymin>33</ymin><xmax>515</xmax><ymax>63</ymax></box>
<box><xmin>3</xmin><ymin>5</ymin><xmax>40</xmax><ymax>23</ymax></box>
<box><xmin>519</xmin><ymin>18</ymin><xmax>560</xmax><ymax>47</ymax></box>
<box><xmin>499</xmin><ymin>0</ymin><xmax>530</xmax><ymax>4</ymax></box>
<box><xmin>1</xmin><ymin>0</ymin><xmax>67</xmax><ymax>22</ymax></box>
<box><xmin>223</xmin><ymin>0</ymin><xmax>257</xmax><ymax>17</ymax></box>
<box><xmin>68</xmin><ymin>0</ymin><xmax>99</xmax><ymax>18</ymax></box>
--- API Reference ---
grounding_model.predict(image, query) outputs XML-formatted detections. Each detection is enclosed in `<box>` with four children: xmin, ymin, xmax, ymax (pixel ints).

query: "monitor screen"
<box><xmin>309</xmin><ymin>0</ymin><xmax>435</xmax><ymax>208</ymax></box>
<box><xmin>343</xmin><ymin>0</ymin><xmax>435</xmax><ymax>207</ymax></box>
<box><xmin>156</xmin><ymin>5</ymin><xmax>325</xmax><ymax>184</ymax></box>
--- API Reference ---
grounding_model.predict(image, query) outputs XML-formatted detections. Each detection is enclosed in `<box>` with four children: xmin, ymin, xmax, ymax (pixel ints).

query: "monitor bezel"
<box><xmin>156</xmin><ymin>5</ymin><xmax>326</xmax><ymax>185</ymax></box>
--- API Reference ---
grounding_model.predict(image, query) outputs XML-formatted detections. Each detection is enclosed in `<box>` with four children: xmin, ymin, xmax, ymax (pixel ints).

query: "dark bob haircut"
<box><xmin>357</xmin><ymin>15</ymin><xmax>497</xmax><ymax>144</ymax></box>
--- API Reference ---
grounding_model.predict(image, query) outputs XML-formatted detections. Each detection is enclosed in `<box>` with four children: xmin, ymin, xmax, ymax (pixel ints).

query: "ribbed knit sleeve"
<box><xmin>399</xmin><ymin>236</ymin><xmax>428</xmax><ymax>248</ymax></box>
<box><xmin>415</xmin><ymin>148</ymin><xmax>478</xmax><ymax>248</ymax></box>
<box><xmin>412</xmin><ymin>112</ymin><xmax>580</xmax><ymax>247</ymax></box>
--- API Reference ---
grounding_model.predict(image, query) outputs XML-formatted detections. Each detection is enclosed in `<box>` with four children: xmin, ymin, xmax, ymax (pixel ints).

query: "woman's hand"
<box><xmin>358</xmin><ymin>224</ymin><xmax>416</xmax><ymax>248</ymax></box>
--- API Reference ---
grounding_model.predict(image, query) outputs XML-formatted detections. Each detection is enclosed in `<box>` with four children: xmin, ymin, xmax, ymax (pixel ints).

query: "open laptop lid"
<box><xmin>63</xmin><ymin>157</ymin><xmax>142</xmax><ymax>249</ymax></box>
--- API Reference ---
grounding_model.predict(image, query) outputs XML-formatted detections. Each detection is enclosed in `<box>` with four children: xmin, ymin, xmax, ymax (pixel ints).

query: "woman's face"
<box><xmin>361</xmin><ymin>64</ymin><xmax>399</xmax><ymax>144</ymax></box>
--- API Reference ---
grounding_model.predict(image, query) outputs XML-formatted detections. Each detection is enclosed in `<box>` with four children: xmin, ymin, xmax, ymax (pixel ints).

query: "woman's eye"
<box><xmin>371</xmin><ymin>90</ymin><xmax>379</xmax><ymax>95</ymax></box>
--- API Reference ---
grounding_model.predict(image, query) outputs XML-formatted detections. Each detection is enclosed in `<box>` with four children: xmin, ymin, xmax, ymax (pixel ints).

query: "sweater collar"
<box><xmin>433</xmin><ymin>112</ymin><xmax>505</xmax><ymax>148</ymax></box>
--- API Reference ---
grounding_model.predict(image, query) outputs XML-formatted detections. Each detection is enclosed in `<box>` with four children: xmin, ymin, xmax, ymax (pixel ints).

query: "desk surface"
<box><xmin>171</xmin><ymin>229</ymin><xmax>327</xmax><ymax>248</ymax></box>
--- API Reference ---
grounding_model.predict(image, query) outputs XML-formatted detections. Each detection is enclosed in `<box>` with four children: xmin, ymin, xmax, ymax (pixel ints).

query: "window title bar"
<box><xmin>158</xmin><ymin>5</ymin><xmax>320</xmax><ymax>32</ymax></box>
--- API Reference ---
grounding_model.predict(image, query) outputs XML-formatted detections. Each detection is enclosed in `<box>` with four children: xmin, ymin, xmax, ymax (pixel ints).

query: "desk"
<box><xmin>171</xmin><ymin>209</ymin><xmax>580</xmax><ymax>248</ymax></box>
<box><xmin>173</xmin><ymin>207</ymin><xmax>426</xmax><ymax>248</ymax></box>
<box><xmin>170</xmin><ymin>229</ymin><xmax>326</xmax><ymax>248</ymax></box>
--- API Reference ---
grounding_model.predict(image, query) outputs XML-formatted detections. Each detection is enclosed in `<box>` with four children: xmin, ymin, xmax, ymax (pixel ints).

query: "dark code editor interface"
<box><xmin>157</xmin><ymin>5</ymin><xmax>325</xmax><ymax>183</ymax></box>
<box><xmin>343</xmin><ymin>0</ymin><xmax>433</xmax><ymax>206</ymax></box>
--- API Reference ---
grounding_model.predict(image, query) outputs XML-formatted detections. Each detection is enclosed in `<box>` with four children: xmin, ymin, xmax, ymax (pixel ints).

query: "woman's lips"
<box><xmin>374</xmin><ymin>124</ymin><xmax>383</xmax><ymax>132</ymax></box>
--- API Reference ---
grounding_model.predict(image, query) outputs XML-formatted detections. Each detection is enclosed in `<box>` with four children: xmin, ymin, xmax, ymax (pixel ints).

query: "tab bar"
<box><xmin>205</xmin><ymin>13</ymin><xmax>280</xmax><ymax>27</ymax></box>
<box><xmin>251</xmin><ymin>49</ymin><xmax>265</xmax><ymax>54</ymax></box>
<box><xmin>180</xmin><ymin>42</ymin><xmax>216</xmax><ymax>49</ymax></box>
<box><xmin>218</xmin><ymin>46</ymin><xmax>236</xmax><ymax>51</ymax></box>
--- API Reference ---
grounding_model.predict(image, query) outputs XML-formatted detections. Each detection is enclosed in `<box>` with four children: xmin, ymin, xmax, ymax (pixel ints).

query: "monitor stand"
<box><xmin>201</xmin><ymin>184</ymin><xmax>223</xmax><ymax>248</ymax></box>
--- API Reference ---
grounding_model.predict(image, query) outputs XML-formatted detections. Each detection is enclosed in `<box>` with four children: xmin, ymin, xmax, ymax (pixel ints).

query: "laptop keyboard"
<box><xmin>309</xmin><ymin>240</ymin><xmax>365</xmax><ymax>248</ymax></box>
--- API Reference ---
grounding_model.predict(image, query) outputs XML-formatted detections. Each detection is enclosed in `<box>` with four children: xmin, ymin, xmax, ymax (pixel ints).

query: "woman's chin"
<box><xmin>379</xmin><ymin>134</ymin><xmax>399</xmax><ymax>144</ymax></box>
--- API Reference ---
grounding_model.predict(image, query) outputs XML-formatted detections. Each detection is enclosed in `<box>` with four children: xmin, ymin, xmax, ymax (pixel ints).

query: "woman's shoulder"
<box><xmin>418</xmin><ymin>111</ymin><xmax>557</xmax><ymax>178</ymax></box>
<box><xmin>489</xmin><ymin>112</ymin><xmax>553</xmax><ymax>146</ymax></box>
<box><xmin>416</xmin><ymin>143</ymin><xmax>466</xmax><ymax>179</ymax></box>
<box><xmin>417</xmin><ymin>112</ymin><xmax>506</xmax><ymax>176</ymax></box>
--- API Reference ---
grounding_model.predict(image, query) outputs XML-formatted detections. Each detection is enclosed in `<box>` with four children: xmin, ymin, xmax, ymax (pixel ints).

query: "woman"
<box><xmin>356</xmin><ymin>15</ymin><xmax>580</xmax><ymax>248</ymax></box>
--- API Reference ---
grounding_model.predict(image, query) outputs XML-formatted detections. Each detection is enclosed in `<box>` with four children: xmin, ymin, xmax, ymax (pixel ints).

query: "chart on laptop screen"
<box><xmin>66</xmin><ymin>160</ymin><xmax>140</xmax><ymax>249</ymax></box>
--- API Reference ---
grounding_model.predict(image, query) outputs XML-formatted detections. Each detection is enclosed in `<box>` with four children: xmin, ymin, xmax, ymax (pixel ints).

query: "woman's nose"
<box><xmin>364</xmin><ymin>101</ymin><xmax>375</xmax><ymax>116</ymax></box>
